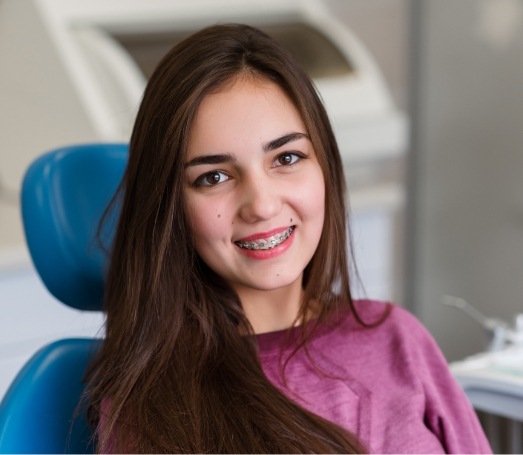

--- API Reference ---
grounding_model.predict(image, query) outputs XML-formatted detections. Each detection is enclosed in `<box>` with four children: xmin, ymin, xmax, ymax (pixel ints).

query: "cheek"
<box><xmin>301</xmin><ymin>170</ymin><xmax>326</xmax><ymax>223</ymax></box>
<box><xmin>186</xmin><ymin>197</ymin><xmax>231</xmax><ymax>244</ymax></box>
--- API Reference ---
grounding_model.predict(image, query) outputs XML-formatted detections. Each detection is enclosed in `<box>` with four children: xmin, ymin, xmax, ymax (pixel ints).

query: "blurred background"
<box><xmin>1</xmin><ymin>0</ymin><xmax>523</xmax><ymax>449</ymax></box>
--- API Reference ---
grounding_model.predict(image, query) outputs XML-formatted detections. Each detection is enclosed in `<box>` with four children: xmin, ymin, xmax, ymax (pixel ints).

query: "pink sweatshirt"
<box><xmin>257</xmin><ymin>300</ymin><xmax>492</xmax><ymax>454</ymax></box>
<box><xmin>100</xmin><ymin>300</ymin><xmax>491</xmax><ymax>453</ymax></box>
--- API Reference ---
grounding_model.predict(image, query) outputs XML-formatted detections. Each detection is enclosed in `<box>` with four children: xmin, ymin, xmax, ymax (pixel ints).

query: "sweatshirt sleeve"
<box><xmin>398</xmin><ymin>307</ymin><xmax>492</xmax><ymax>454</ymax></box>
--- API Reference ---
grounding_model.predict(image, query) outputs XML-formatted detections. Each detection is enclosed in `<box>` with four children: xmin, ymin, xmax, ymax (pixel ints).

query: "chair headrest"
<box><xmin>21</xmin><ymin>144</ymin><xmax>128</xmax><ymax>311</ymax></box>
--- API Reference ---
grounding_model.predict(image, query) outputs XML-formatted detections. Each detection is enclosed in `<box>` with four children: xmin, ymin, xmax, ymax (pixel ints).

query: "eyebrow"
<box><xmin>185</xmin><ymin>132</ymin><xmax>310</xmax><ymax>168</ymax></box>
<box><xmin>262</xmin><ymin>132</ymin><xmax>310</xmax><ymax>152</ymax></box>
<box><xmin>185</xmin><ymin>153</ymin><xmax>236</xmax><ymax>168</ymax></box>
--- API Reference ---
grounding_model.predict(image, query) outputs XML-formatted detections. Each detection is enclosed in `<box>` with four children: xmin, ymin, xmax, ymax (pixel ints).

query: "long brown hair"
<box><xmin>87</xmin><ymin>24</ymin><xmax>369</xmax><ymax>453</ymax></box>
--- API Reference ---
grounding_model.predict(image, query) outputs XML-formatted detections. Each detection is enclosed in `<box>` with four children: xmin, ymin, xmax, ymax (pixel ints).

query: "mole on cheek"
<box><xmin>290</xmin><ymin>218</ymin><xmax>293</xmax><ymax>223</ymax></box>
<box><xmin>217</xmin><ymin>214</ymin><xmax>221</xmax><ymax>218</ymax></box>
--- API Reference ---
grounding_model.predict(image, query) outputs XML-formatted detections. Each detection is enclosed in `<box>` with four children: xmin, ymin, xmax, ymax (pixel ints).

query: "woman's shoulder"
<box><xmin>352</xmin><ymin>299</ymin><xmax>428</xmax><ymax>333</ymax></box>
<box><xmin>339</xmin><ymin>299</ymin><xmax>439</xmax><ymax>352</ymax></box>
<box><xmin>329</xmin><ymin>299</ymin><xmax>451</xmax><ymax>386</ymax></box>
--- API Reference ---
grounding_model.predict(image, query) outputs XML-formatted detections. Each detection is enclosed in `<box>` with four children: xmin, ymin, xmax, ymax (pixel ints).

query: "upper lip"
<box><xmin>234</xmin><ymin>226</ymin><xmax>294</xmax><ymax>243</ymax></box>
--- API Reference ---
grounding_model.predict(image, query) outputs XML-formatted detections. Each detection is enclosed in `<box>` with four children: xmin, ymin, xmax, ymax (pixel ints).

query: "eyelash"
<box><xmin>192</xmin><ymin>170</ymin><xmax>230</xmax><ymax>188</ymax></box>
<box><xmin>192</xmin><ymin>152</ymin><xmax>306</xmax><ymax>188</ymax></box>
<box><xmin>273</xmin><ymin>151</ymin><xmax>306</xmax><ymax>167</ymax></box>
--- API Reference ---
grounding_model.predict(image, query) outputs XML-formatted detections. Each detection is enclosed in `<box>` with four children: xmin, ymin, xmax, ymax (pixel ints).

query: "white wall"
<box><xmin>0</xmin><ymin>264</ymin><xmax>104</xmax><ymax>400</ymax></box>
<box><xmin>0</xmin><ymin>0</ymin><xmax>98</xmax><ymax>257</ymax></box>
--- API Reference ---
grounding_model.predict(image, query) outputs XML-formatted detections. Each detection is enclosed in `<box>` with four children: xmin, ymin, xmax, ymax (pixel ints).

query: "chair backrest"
<box><xmin>0</xmin><ymin>144</ymin><xmax>128</xmax><ymax>453</ymax></box>
<box><xmin>0</xmin><ymin>339</ymin><xmax>102</xmax><ymax>453</ymax></box>
<box><xmin>21</xmin><ymin>143</ymin><xmax>128</xmax><ymax>311</ymax></box>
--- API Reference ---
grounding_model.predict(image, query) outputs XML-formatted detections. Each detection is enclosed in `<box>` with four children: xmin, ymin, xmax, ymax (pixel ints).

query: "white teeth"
<box><xmin>235</xmin><ymin>226</ymin><xmax>294</xmax><ymax>250</ymax></box>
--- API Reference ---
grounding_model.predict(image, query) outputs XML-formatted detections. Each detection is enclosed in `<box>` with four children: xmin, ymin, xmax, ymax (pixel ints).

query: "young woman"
<box><xmin>87</xmin><ymin>24</ymin><xmax>491</xmax><ymax>453</ymax></box>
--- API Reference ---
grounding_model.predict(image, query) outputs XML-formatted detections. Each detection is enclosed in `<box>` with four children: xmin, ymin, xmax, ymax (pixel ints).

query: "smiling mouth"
<box><xmin>234</xmin><ymin>226</ymin><xmax>295</xmax><ymax>250</ymax></box>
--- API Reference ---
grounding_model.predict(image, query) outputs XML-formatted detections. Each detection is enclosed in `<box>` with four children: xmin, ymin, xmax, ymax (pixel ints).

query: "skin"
<box><xmin>184</xmin><ymin>76</ymin><xmax>325</xmax><ymax>334</ymax></box>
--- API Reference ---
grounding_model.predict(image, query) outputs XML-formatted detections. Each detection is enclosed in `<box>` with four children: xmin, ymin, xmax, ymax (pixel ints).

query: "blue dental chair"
<box><xmin>0</xmin><ymin>144</ymin><xmax>128</xmax><ymax>453</ymax></box>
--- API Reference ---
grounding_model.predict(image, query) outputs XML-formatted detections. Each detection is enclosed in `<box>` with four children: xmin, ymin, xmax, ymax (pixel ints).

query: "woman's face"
<box><xmin>184</xmin><ymin>77</ymin><xmax>325</xmax><ymax>305</ymax></box>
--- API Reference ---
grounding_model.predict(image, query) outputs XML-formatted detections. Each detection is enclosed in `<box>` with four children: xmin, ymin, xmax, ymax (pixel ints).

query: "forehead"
<box><xmin>186</xmin><ymin>77</ymin><xmax>307</xmax><ymax>158</ymax></box>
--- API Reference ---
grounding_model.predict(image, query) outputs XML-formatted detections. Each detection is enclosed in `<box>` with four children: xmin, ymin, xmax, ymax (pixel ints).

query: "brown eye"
<box><xmin>279</xmin><ymin>154</ymin><xmax>293</xmax><ymax>165</ymax></box>
<box><xmin>274</xmin><ymin>152</ymin><xmax>304</xmax><ymax>168</ymax></box>
<box><xmin>206</xmin><ymin>172</ymin><xmax>222</xmax><ymax>184</ymax></box>
<box><xmin>194</xmin><ymin>171</ymin><xmax>230</xmax><ymax>187</ymax></box>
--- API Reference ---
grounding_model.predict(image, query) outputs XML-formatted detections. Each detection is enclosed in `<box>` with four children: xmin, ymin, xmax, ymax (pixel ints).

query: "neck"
<box><xmin>234</xmin><ymin>276</ymin><xmax>304</xmax><ymax>334</ymax></box>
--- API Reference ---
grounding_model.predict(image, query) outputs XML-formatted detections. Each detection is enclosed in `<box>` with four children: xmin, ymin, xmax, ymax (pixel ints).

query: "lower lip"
<box><xmin>235</xmin><ymin>228</ymin><xmax>295</xmax><ymax>260</ymax></box>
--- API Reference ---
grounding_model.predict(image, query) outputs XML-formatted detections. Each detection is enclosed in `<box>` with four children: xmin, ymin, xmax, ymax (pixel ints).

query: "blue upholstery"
<box><xmin>0</xmin><ymin>144</ymin><xmax>128</xmax><ymax>453</ymax></box>
<box><xmin>21</xmin><ymin>143</ymin><xmax>128</xmax><ymax>311</ymax></box>
<box><xmin>0</xmin><ymin>339</ymin><xmax>102</xmax><ymax>453</ymax></box>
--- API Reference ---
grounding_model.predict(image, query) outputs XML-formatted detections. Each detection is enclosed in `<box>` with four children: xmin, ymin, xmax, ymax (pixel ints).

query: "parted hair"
<box><xmin>87</xmin><ymin>23</ymin><xmax>369</xmax><ymax>453</ymax></box>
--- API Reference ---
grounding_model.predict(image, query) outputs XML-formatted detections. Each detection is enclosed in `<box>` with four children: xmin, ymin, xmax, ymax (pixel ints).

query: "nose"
<box><xmin>238</xmin><ymin>174</ymin><xmax>282</xmax><ymax>223</ymax></box>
